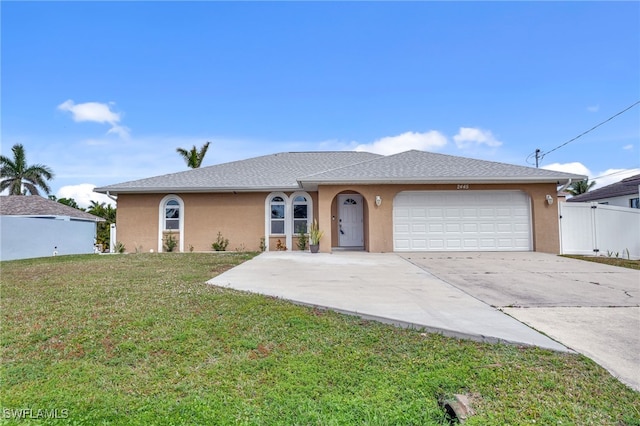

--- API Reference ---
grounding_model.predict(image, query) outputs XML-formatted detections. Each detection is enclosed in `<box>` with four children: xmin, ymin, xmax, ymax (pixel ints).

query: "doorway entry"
<box><xmin>337</xmin><ymin>194</ymin><xmax>364</xmax><ymax>248</ymax></box>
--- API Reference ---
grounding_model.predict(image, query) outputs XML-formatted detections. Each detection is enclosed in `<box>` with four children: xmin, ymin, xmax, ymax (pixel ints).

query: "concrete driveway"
<box><xmin>209</xmin><ymin>251</ymin><xmax>639</xmax><ymax>391</ymax></box>
<box><xmin>401</xmin><ymin>252</ymin><xmax>640</xmax><ymax>391</ymax></box>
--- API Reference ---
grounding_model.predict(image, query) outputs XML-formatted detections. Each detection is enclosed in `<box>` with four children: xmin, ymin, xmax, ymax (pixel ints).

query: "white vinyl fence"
<box><xmin>559</xmin><ymin>202</ymin><xmax>640</xmax><ymax>259</ymax></box>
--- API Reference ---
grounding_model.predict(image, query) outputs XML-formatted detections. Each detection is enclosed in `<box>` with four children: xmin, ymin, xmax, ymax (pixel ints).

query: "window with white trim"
<box><xmin>630</xmin><ymin>198</ymin><xmax>639</xmax><ymax>209</ymax></box>
<box><xmin>270</xmin><ymin>196</ymin><xmax>286</xmax><ymax>234</ymax></box>
<box><xmin>164</xmin><ymin>199</ymin><xmax>180</xmax><ymax>230</ymax></box>
<box><xmin>292</xmin><ymin>195</ymin><xmax>309</xmax><ymax>234</ymax></box>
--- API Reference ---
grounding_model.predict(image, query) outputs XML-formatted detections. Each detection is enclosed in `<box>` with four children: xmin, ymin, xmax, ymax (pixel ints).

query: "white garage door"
<box><xmin>393</xmin><ymin>191</ymin><xmax>532</xmax><ymax>251</ymax></box>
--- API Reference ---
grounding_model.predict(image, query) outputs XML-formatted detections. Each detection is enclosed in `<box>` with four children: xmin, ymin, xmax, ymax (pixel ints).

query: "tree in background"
<box><xmin>48</xmin><ymin>195</ymin><xmax>85</xmax><ymax>211</ymax></box>
<box><xmin>176</xmin><ymin>141</ymin><xmax>211</xmax><ymax>168</ymax></box>
<box><xmin>87</xmin><ymin>201</ymin><xmax>117</xmax><ymax>250</ymax></box>
<box><xmin>567</xmin><ymin>179</ymin><xmax>596</xmax><ymax>196</ymax></box>
<box><xmin>0</xmin><ymin>143</ymin><xmax>54</xmax><ymax>195</ymax></box>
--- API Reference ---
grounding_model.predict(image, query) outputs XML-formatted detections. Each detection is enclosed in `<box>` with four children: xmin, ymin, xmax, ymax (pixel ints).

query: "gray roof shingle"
<box><xmin>567</xmin><ymin>174</ymin><xmax>640</xmax><ymax>202</ymax></box>
<box><xmin>95</xmin><ymin>150</ymin><xmax>585</xmax><ymax>195</ymax></box>
<box><xmin>301</xmin><ymin>150</ymin><xmax>585</xmax><ymax>184</ymax></box>
<box><xmin>0</xmin><ymin>196</ymin><xmax>105</xmax><ymax>221</ymax></box>
<box><xmin>95</xmin><ymin>152</ymin><xmax>382</xmax><ymax>194</ymax></box>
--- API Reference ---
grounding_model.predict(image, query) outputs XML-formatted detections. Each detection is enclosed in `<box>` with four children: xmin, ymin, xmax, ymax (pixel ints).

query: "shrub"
<box><xmin>212</xmin><ymin>232</ymin><xmax>230</xmax><ymax>251</ymax></box>
<box><xmin>114</xmin><ymin>241</ymin><xmax>126</xmax><ymax>254</ymax></box>
<box><xmin>163</xmin><ymin>233</ymin><xmax>177</xmax><ymax>252</ymax></box>
<box><xmin>297</xmin><ymin>232</ymin><xmax>308</xmax><ymax>251</ymax></box>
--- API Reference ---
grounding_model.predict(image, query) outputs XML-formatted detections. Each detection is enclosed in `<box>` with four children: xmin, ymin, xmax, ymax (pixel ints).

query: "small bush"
<box><xmin>297</xmin><ymin>232</ymin><xmax>308</xmax><ymax>251</ymax></box>
<box><xmin>163</xmin><ymin>233</ymin><xmax>177</xmax><ymax>252</ymax></box>
<box><xmin>114</xmin><ymin>241</ymin><xmax>126</xmax><ymax>254</ymax></box>
<box><xmin>212</xmin><ymin>232</ymin><xmax>229</xmax><ymax>251</ymax></box>
<box><xmin>259</xmin><ymin>237</ymin><xmax>266</xmax><ymax>252</ymax></box>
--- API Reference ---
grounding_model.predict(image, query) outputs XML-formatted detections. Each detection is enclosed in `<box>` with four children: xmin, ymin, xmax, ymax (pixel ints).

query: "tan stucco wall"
<box><xmin>116</xmin><ymin>183</ymin><xmax>560</xmax><ymax>254</ymax></box>
<box><xmin>116</xmin><ymin>191</ymin><xmax>318</xmax><ymax>253</ymax></box>
<box><xmin>117</xmin><ymin>193</ymin><xmax>266</xmax><ymax>252</ymax></box>
<box><xmin>317</xmin><ymin>183</ymin><xmax>561</xmax><ymax>254</ymax></box>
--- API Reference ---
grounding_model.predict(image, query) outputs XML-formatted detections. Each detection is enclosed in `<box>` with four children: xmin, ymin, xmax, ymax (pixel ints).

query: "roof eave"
<box><xmin>300</xmin><ymin>175</ymin><xmax>586</xmax><ymax>186</ymax></box>
<box><xmin>94</xmin><ymin>185</ymin><xmax>303</xmax><ymax>195</ymax></box>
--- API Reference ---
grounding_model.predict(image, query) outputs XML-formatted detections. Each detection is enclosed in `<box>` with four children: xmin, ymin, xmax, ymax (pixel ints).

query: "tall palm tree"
<box><xmin>567</xmin><ymin>178</ymin><xmax>596</xmax><ymax>196</ymax></box>
<box><xmin>0</xmin><ymin>143</ymin><xmax>54</xmax><ymax>195</ymax></box>
<box><xmin>176</xmin><ymin>141</ymin><xmax>211</xmax><ymax>168</ymax></box>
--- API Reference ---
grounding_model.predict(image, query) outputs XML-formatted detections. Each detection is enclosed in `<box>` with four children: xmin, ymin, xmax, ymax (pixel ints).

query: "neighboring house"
<box><xmin>94</xmin><ymin>150</ymin><xmax>584</xmax><ymax>254</ymax></box>
<box><xmin>0</xmin><ymin>195</ymin><xmax>105</xmax><ymax>261</ymax></box>
<box><xmin>567</xmin><ymin>174</ymin><xmax>640</xmax><ymax>208</ymax></box>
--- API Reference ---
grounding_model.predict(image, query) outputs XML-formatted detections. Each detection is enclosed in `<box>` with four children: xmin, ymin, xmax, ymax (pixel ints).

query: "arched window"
<box><xmin>292</xmin><ymin>195</ymin><xmax>309</xmax><ymax>233</ymax></box>
<box><xmin>164</xmin><ymin>199</ymin><xmax>180</xmax><ymax>230</ymax></box>
<box><xmin>270</xmin><ymin>196</ymin><xmax>286</xmax><ymax>234</ymax></box>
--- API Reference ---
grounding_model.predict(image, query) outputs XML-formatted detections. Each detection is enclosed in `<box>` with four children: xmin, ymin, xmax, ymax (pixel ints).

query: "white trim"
<box><xmin>265</xmin><ymin>192</ymin><xmax>289</xmax><ymax>251</ymax></box>
<box><xmin>158</xmin><ymin>194</ymin><xmax>185</xmax><ymax>252</ymax></box>
<box><xmin>264</xmin><ymin>191</ymin><xmax>313</xmax><ymax>251</ymax></box>
<box><xmin>290</xmin><ymin>191</ymin><xmax>314</xmax><ymax>235</ymax></box>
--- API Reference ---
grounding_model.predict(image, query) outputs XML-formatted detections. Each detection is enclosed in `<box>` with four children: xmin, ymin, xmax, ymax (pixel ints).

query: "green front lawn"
<box><xmin>562</xmin><ymin>254</ymin><xmax>640</xmax><ymax>270</ymax></box>
<box><xmin>1</xmin><ymin>253</ymin><xmax>638</xmax><ymax>425</ymax></box>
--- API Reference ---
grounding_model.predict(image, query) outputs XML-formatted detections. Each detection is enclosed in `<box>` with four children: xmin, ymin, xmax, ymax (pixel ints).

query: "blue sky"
<box><xmin>2</xmin><ymin>1</ymin><xmax>639</xmax><ymax>207</ymax></box>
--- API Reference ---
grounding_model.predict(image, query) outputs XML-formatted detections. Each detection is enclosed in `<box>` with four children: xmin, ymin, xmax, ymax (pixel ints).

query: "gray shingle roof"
<box><xmin>567</xmin><ymin>174</ymin><xmax>640</xmax><ymax>202</ymax></box>
<box><xmin>0</xmin><ymin>196</ymin><xmax>105</xmax><ymax>221</ymax></box>
<box><xmin>301</xmin><ymin>150</ymin><xmax>585</xmax><ymax>184</ymax></box>
<box><xmin>95</xmin><ymin>150</ymin><xmax>585</xmax><ymax>195</ymax></box>
<box><xmin>95</xmin><ymin>152</ymin><xmax>382</xmax><ymax>194</ymax></box>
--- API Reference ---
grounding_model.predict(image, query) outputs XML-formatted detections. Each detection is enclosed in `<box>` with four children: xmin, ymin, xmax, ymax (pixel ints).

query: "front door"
<box><xmin>338</xmin><ymin>194</ymin><xmax>364</xmax><ymax>247</ymax></box>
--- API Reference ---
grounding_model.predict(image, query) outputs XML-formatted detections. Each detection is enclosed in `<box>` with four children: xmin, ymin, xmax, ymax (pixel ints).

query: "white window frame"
<box><xmin>158</xmin><ymin>194</ymin><xmax>184</xmax><ymax>252</ymax></box>
<box><xmin>264</xmin><ymin>192</ymin><xmax>313</xmax><ymax>251</ymax></box>
<box><xmin>291</xmin><ymin>191</ymin><xmax>312</xmax><ymax>235</ymax></box>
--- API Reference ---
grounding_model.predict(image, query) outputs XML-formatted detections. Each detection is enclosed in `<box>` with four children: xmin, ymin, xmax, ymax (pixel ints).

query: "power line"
<box><xmin>529</xmin><ymin>100</ymin><xmax>640</xmax><ymax>167</ymax></box>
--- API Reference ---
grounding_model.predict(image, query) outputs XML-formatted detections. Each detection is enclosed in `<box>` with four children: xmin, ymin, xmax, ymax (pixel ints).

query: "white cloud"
<box><xmin>542</xmin><ymin>163</ymin><xmax>640</xmax><ymax>190</ymax></box>
<box><xmin>623</xmin><ymin>144</ymin><xmax>634</xmax><ymax>150</ymax></box>
<box><xmin>58</xmin><ymin>100</ymin><xmax>130</xmax><ymax>138</ymax></box>
<box><xmin>542</xmin><ymin>162</ymin><xmax>591</xmax><ymax>177</ymax></box>
<box><xmin>56</xmin><ymin>183</ymin><xmax>115</xmax><ymax>209</ymax></box>
<box><xmin>453</xmin><ymin>127</ymin><xmax>502</xmax><ymax>149</ymax></box>
<box><xmin>587</xmin><ymin>105</ymin><xmax>600</xmax><ymax>113</ymax></box>
<box><xmin>354</xmin><ymin>131</ymin><xmax>448</xmax><ymax>155</ymax></box>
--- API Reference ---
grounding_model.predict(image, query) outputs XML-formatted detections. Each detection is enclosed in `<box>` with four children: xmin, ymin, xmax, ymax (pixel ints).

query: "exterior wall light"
<box><xmin>375</xmin><ymin>195</ymin><xmax>382</xmax><ymax>206</ymax></box>
<box><xmin>546</xmin><ymin>194</ymin><xmax>554</xmax><ymax>205</ymax></box>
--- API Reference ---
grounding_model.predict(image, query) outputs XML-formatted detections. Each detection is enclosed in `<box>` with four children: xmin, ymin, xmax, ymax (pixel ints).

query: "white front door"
<box><xmin>338</xmin><ymin>194</ymin><xmax>364</xmax><ymax>247</ymax></box>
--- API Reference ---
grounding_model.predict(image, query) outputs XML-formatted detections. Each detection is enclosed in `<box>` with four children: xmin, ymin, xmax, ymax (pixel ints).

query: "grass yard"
<box><xmin>562</xmin><ymin>254</ymin><xmax>640</xmax><ymax>270</ymax></box>
<box><xmin>1</xmin><ymin>253</ymin><xmax>639</xmax><ymax>425</ymax></box>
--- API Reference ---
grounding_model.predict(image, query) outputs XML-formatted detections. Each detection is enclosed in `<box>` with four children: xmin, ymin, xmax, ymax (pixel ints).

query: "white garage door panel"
<box><xmin>393</xmin><ymin>191</ymin><xmax>532</xmax><ymax>252</ymax></box>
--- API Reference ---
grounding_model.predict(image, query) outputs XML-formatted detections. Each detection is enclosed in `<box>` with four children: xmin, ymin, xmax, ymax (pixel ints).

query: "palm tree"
<box><xmin>176</xmin><ymin>141</ymin><xmax>211</xmax><ymax>168</ymax></box>
<box><xmin>87</xmin><ymin>201</ymin><xmax>117</xmax><ymax>248</ymax></box>
<box><xmin>0</xmin><ymin>144</ymin><xmax>54</xmax><ymax>195</ymax></box>
<box><xmin>567</xmin><ymin>178</ymin><xmax>596</xmax><ymax>196</ymax></box>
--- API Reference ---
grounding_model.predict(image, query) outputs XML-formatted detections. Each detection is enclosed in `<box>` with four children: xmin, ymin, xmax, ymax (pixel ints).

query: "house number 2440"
<box><xmin>457</xmin><ymin>184</ymin><xmax>470</xmax><ymax>190</ymax></box>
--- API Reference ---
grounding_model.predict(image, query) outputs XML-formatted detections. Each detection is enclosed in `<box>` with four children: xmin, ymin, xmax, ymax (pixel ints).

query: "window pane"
<box><xmin>166</xmin><ymin>208</ymin><xmax>179</xmax><ymax>219</ymax></box>
<box><xmin>271</xmin><ymin>205</ymin><xmax>285</xmax><ymax>219</ymax></box>
<box><xmin>293</xmin><ymin>204</ymin><xmax>307</xmax><ymax>219</ymax></box>
<box><xmin>293</xmin><ymin>196</ymin><xmax>307</xmax><ymax>202</ymax></box>
<box><xmin>167</xmin><ymin>200</ymin><xmax>179</xmax><ymax>206</ymax></box>
<box><xmin>272</xmin><ymin>196</ymin><xmax>284</xmax><ymax>202</ymax></box>
<box><xmin>294</xmin><ymin>220</ymin><xmax>307</xmax><ymax>234</ymax></box>
<box><xmin>166</xmin><ymin>219</ymin><xmax>179</xmax><ymax>230</ymax></box>
<box><xmin>271</xmin><ymin>220</ymin><xmax>284</xmax><ymax>234</ymax></box>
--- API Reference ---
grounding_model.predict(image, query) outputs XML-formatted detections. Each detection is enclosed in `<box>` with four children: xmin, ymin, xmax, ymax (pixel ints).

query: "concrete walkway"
<box><xmin>208</xmin><ymin>251</ymin><xmax>569</xmax><ymax>352</ymax></box>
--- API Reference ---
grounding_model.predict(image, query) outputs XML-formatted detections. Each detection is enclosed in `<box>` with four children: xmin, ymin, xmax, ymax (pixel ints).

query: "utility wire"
<box><xmin>529</xmin><ymin>100</ymin><xmax>640</xmax><ymax>167</ymax></box>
